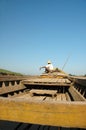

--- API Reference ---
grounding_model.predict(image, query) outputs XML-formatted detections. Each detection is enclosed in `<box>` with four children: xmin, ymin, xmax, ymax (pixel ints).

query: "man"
<box><xmin>40</xmin><ymin>60</ymin><xmax>54</xmax><ymax>73</ymax></box>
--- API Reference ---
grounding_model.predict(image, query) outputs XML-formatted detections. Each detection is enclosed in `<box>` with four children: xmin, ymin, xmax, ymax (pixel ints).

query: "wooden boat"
<box><xmin>0</xmin><ymin>72</ymin><xmax>86</xmax><ymax>129</ymax></box>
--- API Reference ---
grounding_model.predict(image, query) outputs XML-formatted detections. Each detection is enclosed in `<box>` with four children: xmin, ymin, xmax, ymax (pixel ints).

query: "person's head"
<box><xmin>48</xmin><ymin>60</ymin><xmax>51</xmax><ymax>64</ymax></box>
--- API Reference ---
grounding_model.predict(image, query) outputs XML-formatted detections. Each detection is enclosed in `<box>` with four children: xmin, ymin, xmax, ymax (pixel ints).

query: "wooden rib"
<box><xmin>56</xmin><ymin>94</ymin><xmax>62</xmax><ymax>101</ymax></box>
<box><xmin>0</xmin><ymin>85</ymin><xmax>26</xmax><ymax>95</ymax></box>
<box><xmin>61</xmin><ymin>94</ymin><xmax>67</xmax><ymax>101</ymax></box>
<box><xmin>65</xmin><ymin>92</ymin><xmax>71</xmax><ymax>101</ymax></box>
<box><xmin>69</xmin><ymin>86</ymin><xmax>86</xmax><ymax>101</ymax></box>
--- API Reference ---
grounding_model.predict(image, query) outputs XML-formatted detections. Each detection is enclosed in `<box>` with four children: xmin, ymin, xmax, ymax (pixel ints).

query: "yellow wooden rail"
<box><xmin>0</xmin><ymin>97</ymin><xmax>86</xmax><ymax>128</ymax></box>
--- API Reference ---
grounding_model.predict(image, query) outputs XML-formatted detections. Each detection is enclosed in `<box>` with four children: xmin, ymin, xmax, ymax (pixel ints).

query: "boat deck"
<box><xmin>0</xmin><ymin>75</ymin><xmax>86</xmax><ymax>129</ymax></box>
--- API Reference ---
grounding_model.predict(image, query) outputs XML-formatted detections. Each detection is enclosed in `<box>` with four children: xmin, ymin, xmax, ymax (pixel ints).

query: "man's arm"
<box><xmin>40</xmin><ymin>66</ymin><xmax>46</xmax><ymax>70</ymax></box>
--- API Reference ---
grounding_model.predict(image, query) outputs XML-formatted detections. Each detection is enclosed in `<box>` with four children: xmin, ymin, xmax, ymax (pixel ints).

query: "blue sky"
<box><xmin>0</xmin><ymin>0</ymin><xmax>86</xmax><ymax>75</ymax></box>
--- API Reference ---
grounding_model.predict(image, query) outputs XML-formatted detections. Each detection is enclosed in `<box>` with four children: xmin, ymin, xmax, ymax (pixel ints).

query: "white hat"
<box><xmin>48</xmin><ymin>60</ymin><xmax>51</xmax><ymax>64</ymax></box>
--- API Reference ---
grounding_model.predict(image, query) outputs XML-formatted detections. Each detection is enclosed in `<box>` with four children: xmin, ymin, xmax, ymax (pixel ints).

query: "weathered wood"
<box><xmin>69</xmin><ymin>86</ymin><xmax>86</xmax><ymax>101</ymax></box>
<box><xmin>0</xmin><ymin>98</ymin><xmax>86</xmax><ymax>128</ymax></box>
<box><xmin>22</xmin><ymin>82</ymin><xmax>70</xmax><ymax>86</ymax></box>
<box><xmin>65</xmin><ymin>92</ymin><xmax>71</xmax><ymax>101</ymax></box>
<box><xmin>14</xmin><ymin>93</ymin><xmax>68</xmax><ymax>102</ymax></box>
<box><xmin>22</xmin><ymin>78</ymin><xmax>71</xmax><ymax>86</ymax></box>
<box><xmin>15</xmin><ymin>93</ymin><xmax>46</xmax><ymax>102</ymax></box>
<box><xmin>0</xmin><ymin>75</ymin><xmax>86</xmax><ymax>129</ymax></box>
<box><xmin>61</xmin><ymin>94</ymin><xmax>66</xmax><ymax>101</ymax></box>
<box><xmin>0</xmin><ymin>85</ymin><xmax>26</xmax><ymax>95</ymax></box>
<box><xmin>0</xmin><ymin>75</ymin><xmax>26</xmax><ymax>82</ymax></box>
<box><xmin>56</xmin><ymin>94</ymin><xmax>62</xmax><ymax>101</ymax></box>
<box><xmin>68</xmin><ymin>76</ymin><xmax>86</xmax><ymax>86</ymax></box>
<box><xmin>29</xmin><ymin>89</ymin><xmax>57</xmax><ymax>97</ymax></box>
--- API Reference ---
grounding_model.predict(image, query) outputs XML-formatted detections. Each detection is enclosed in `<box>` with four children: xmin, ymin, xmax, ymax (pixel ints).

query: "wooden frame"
<box><xmin>69</xmin><ymin>86</ymin><xmax>86</xmax><ymax>101</ymax></box>
<box><xmin>0</xmin><ymin>97</ymin><xmax>86</xmax><ymax>128</ymax></box>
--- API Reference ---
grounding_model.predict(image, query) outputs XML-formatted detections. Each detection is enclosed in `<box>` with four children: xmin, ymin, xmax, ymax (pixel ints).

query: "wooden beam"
<box><xmin>0</xmin><ymin>98</ymin><xmax>86</xmax><ymax>128</ymax></box>
<box><xmin>65</xmin><ymin>92</ymin><xmax>71</xmax><ymax>101</ymax></box>
<box><xmin>29</xmin><ymin>89</ymin><xmax>57</xmax><ymax>97</ymax></box>
<box><xmin>69</xmin><ymin>86</ymin><xmax>86</xmax><ymax>101</ymax></box>
<box><xmin>22</xmin><ymin>82</ymin><xmax>70</xmax><ymax>86</ymax></box>
<box><xmin>0</xmin><ymin>85</ymin><xmax>26</xmax><ymax>95</ymax></box>
<box><xmin>68</xmin><ymin>76</ymin><xmax>86</xmax><ymax>86</ymax></box>
<box><xmin>22</xmin><ymin>78</ymin><xmax>71</xmax><ymax>86</ymax></box>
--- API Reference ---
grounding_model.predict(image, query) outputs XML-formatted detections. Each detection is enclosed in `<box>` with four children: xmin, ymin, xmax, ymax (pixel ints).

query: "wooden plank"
<box><xmin>22</xmin><ymin>78</ymin><xmax>71</xmax><ymax>86</ymax></box>
<box><xmin>69</xmin><ymin>86</ymin><xmax>86</xmax><ymax>101</ymax></box>
<box><xmin>22</xmin><ymin>81</ymin><xmax>70</xmax><ymax>86</ymax></box>
<box><xmin>68</xmin><ymin>76</ymin><xmax>86</xmax><ymax>86</ymax></box>
<box><xmin>15</xmin><ymin>94</ymin><xmax>45</xmax><ymax>101</ymax></box>
<box><xmin>29</xmin><ymin>89</ymin><xmax>57</xmax><ymax>97</ymax></box>
<box><xmin>61</xmin><ymin>94</ymin><xmax>67</xmax><ymax>101</ymax></box>
<box><xmin>56</xmin><ymin>94</ymin><xmax>62</xmax><ymax>101</ymax></box>
<box><xmin>0</xmin><ymin>85</ymin><xmax>26</xmax><ymax>95</ymax></box>
<box><xmin>45</xmin><ymin>97</ymin><xmax>52</xmax><ymax>101</ymax></box>
<box><xmin>0</xmin><ymin>98</ymin><xmax>86</xmax><ymax>128</ymax></box>
<box><xmin>28</xmin><ymin>96</ymin><xmax>45</xmax><ymax>101</ymax></box>
<box><xmin>65</xmin><ymin>92</ymin><xmax>71</xmax><ymax>101</ymax></box>
<box><xmin>65</xmin><ymin>79</ymin><xmax>71</xmax><ymax>84</ymax></box>
<box><xmin>45</xmin><ymin>96</ymin><xmax>57</xmax><ymax>102</ymax></box>
<box><xmin>0</xmin><ymin>75</ymin><xmax>25</xmax><ymax>82</ymax></box>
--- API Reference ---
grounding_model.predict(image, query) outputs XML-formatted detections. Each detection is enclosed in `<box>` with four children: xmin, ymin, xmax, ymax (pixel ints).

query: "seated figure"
<box><xmin>40</xmin><ymin>60</ymin><xmax>59</xmax><ymax>73</ymax></box>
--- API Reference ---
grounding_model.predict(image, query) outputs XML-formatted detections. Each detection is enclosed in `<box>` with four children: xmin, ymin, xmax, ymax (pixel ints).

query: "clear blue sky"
<box><xmin>0</xmin><ymin>0</ymin><xmax>86</xmax><ymax>75</ymax></box>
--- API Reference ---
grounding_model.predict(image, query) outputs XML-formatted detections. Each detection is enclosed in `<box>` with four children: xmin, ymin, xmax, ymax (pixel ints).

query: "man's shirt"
<box><xmin>46</xmin><ymin>64</ymin><xmax>54</xmax><ymax>70</ymax></box>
